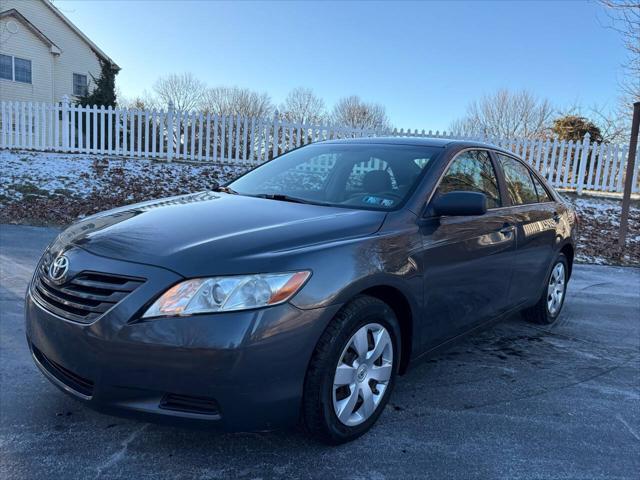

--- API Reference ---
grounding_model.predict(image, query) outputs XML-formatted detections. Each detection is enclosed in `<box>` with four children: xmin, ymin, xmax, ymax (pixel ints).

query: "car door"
<box><xmin>419</xmin><ymin>149</ymin><xmax>517</xmax><ymax>348</ymax></box>
<box><xmin>494</xmin><ymin>153</ymin><xmax>558</xmax><ymax>307</ymax></box>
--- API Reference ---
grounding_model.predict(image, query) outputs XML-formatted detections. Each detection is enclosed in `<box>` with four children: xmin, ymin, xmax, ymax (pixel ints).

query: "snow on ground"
<box><xmin>0</xmin><ymin>150</ymin><xmax>246</xmax><ymax>202</ymax></box>
<box><xmin>560</xmin><ymin>194</ymin><xmax>639</xmax><ymax>266</ymax></box>
<box><xmin>1</xmin><ymin>150</ymin><xmax>638</xmax><ymax>266</ymax></box>
<box><xmin>0</xmin><ymin>150</ymin><xmax>247</xmax><ymax>226</ymax></box>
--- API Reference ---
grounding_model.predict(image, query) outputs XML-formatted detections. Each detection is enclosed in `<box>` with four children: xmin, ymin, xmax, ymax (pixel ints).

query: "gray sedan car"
<box><xmin>26</xmin><ymin>138</ymin><xmax>577</xmax><ymax>443</ymax></box>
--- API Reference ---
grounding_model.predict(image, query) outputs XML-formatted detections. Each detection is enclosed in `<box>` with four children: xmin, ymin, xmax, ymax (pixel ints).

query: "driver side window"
<box><xmin>437</xmin><ymin>150</ymin><xmax>501</xmax><ymax>208</ymax></box>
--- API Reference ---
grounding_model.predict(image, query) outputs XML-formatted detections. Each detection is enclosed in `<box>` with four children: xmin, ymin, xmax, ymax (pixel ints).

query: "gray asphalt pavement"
<box><xmin>1</xmin><ymin>224</ymin><xmax>639</xmax><ymax>480</ymax></box>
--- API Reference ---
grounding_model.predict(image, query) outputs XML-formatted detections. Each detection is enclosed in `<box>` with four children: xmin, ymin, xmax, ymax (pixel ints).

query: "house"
<box><xmin>0</xmin><ymin>0</ymin><xmax>118</xmax><ymax>103</ymax></box>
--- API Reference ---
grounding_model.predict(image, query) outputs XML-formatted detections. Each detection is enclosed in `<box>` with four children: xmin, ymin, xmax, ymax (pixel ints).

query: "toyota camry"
<box><xmin>26</xmin><ymin>138</ymin><xmax>577</xmax><ymax>444</ymax></box>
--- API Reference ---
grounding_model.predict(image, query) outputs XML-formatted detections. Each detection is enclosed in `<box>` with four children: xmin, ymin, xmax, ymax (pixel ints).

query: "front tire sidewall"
<box><xmin>313</xmin><ymin>299</ymin><xmax>400</xmax><ymax>443</ymax></box>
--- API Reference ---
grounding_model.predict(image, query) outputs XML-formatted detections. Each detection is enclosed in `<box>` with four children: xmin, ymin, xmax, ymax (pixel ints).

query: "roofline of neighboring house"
<box><xmin>39</xmin><ymin>0</ymin><xmax>120</xmax><ymax>71</ymax></box>
<box><xmin>0</xmin><ymin>9</ymin><xmax>62</xmax><ymax>55</ymax></box>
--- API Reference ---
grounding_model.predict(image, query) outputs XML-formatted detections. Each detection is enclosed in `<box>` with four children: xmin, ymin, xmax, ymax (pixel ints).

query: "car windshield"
<box><xmin>228</xmin><ymin>143</ymin><xmax>442</xmax><ymax>211</ymax></box>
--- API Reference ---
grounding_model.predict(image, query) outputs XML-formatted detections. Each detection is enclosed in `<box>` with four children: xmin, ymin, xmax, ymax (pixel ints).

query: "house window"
<box><xmin>14</xmin><ymin>57</ymin><xmax>31</xmax><ymax>83</ymax></box>
<box><xmin>73</xmin><ymin>73</ymin><xmax>88</xmax><ymax>96</ymax></box>
<box><xmin>0</xmin><ymin>54</ymin><xmax>12</xmax><ymax>80</ymax></box>
<box><xmin>0</xmin><ymin>54</ymin><xmax>32</xmax><ymax>83</ymax></box>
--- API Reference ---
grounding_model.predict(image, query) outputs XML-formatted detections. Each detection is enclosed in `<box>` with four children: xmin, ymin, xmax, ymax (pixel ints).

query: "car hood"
<box><xmin>53</xmin><ymin>191</ymin><xmax>386</xmax><ymax>277</ymax></box>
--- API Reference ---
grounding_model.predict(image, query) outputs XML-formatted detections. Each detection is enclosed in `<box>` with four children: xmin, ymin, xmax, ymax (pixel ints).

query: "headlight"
<box><xmin>142</xmin><ymin>271</ymin><xmax>311</xmax><ymax>318</ymax></box>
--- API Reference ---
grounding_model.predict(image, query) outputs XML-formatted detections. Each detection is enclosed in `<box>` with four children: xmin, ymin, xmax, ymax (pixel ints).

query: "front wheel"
<box><xmin>524</xmin><ymin>253</ymin><xmax>569</xmax><ymax>325</ymax></box>
<box><xmin>302</xmin><ymin>296</ymin><xmax>400</xmax><ymax>444</ymax></box>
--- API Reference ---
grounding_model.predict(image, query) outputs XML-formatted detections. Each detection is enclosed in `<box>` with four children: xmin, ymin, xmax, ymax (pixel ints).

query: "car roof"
<box><xmin>320</xmin><ymin>136</ymin><xmax>506</xmax><ymax>152</ymax></box>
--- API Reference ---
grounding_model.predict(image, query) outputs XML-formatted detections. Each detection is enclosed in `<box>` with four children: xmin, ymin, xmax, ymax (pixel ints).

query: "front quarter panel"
<box><xmin>288</xmin><ymin>211</ymin><xmax>423</xmax><ymax>311</ymax></box>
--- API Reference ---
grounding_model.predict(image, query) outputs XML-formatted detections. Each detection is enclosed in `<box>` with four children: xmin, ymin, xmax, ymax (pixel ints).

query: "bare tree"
<box><xmin>201</xmin><ymin>86</ymin><xmax>273</xmax><ymax>118</ymax></box>
<box><xmin>589</xmin><ymin>104</ymin><xmax>629</xmax><ymax>142</ymax></box>
<box><xmin>331</xmin><ymin>95</ymin><xmax>390</xmax><ymax>130</ymax></box>
<box><xmin>279</xmin><ymin>87</ymin><xmax>327</xmax><ymax>124</ymax></box>
<box><xmin>200</xmin><ymin>87</ymin><xmax>273</xmax><ymax>160</ymax></box>
<box><xmin>557</xmin><ymin>102</ymin><xmax>628</xmax><ymax>143</ymax></box>
<box><xmin>450</xmin><ymin>89</ymin><xmax>554</xmax><ymax>139</ymax></box>
<box><xmin>117</xmin><ymin>89</ymin><xmax>160</xmax><ymax>110</ymax></box>
<box><xmin>598</xmin><ymin>1</ymin><xmax>640</xmax><ymax>126</ymax></box>
<box><xmin>153</xmin><ymin>73</ymin><xmax>206</xmax><ymax>112</ymax></box>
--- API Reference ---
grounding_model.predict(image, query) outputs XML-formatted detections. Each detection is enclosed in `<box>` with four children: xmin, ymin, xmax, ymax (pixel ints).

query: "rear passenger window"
<box><xmin>531</xmin><ymin>174</ymin><xmax>552</xmax><ymax>202</ymax></box>
<box><xmin>498</xmin><ymin>155</ymin><xmax>538</xmax><ymax>205</ymax></box>
<box><xmin>437</xmin><ymin>150</ymin><xmax>501</xmax><ymax>208</ymax></box>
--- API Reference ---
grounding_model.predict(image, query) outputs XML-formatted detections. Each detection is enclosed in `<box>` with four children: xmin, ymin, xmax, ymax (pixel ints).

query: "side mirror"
<box><xmin>430</xmin><ymin>191</ymin><xmax>487</xmax><ymax>217</ymax></box>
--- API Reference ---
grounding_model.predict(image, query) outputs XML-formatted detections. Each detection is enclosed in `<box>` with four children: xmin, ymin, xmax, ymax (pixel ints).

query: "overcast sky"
<box><xmin>54</xmin><ymin>0</ymin><xmax>626</xmax><ymax>130</ymax></box>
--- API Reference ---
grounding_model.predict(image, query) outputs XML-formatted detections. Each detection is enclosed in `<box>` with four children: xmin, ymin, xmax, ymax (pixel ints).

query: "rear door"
<box><xmin>419</xmin><ymin>149</ymin><xmax>516</xmax><ymax>347</ymax></box>
<box><xmin>494</xmin><ymin>153</ymin><xmax>559</xmax><ymax>306</ymax></box>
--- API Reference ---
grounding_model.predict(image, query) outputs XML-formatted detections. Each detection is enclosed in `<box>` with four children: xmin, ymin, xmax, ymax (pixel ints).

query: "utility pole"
<box><xmin>618</xmin><ymin>102</ymin><xmax>640</xmax><ymax>249</ymax></box>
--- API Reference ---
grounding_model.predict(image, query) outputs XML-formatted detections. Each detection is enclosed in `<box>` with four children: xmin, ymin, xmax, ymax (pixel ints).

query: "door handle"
<box><xmin>499</xmin><ymin>224</ymin><xmax>515</xmax><ymax>237</ymax></box>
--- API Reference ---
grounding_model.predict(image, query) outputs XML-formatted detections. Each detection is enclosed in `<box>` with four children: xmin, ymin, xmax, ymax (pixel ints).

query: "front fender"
<box><xmin>289</xmin><ymin>223</ymin><xmax>423</xmax><ymax>308</ymax></box>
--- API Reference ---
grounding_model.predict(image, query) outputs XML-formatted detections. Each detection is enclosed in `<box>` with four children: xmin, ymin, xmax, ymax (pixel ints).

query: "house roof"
<box><xmin>0</xmin><ymin>9</ymin><xmax>62</xmax><ymax>55</ymax></box>
<box><xmin>38</xmin><ymin>0</ymin><xmax>120</xmax><ymax>70</ymax></box>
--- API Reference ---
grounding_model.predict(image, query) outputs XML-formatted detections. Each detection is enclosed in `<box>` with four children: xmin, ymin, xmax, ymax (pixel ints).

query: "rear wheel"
<box><xmin>303</xmin><ymin>295</ymin><xmax>400</xmax><ymax>444</ymax></box>
<box><xmin>524</xmin><ymin>253</ymin><xmax>568</xmax><ymax>325</ymax></box>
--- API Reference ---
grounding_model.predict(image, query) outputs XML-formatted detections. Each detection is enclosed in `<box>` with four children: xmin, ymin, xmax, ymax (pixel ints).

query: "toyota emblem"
<box><xmin>48</xmin><ymin>254</ymin><xmax>69</xmax><ymax>284</ymax></box>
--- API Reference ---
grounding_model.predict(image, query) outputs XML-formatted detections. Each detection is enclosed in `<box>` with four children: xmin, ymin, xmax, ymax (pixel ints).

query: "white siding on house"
<box><xmin>0</xmin><ymin>15</ymin><xmax>54</xmax><ymax>102</ymax></box>
<box><xmin>0</xmin><ymin>0</ymin><xmax>105</xmax><ymax>103</ymax></box>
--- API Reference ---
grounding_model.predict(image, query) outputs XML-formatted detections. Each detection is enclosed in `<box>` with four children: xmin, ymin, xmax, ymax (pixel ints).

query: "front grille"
<box><xmin>31</xmin><ymin>262</ymin><xmax>145</xmax><ymax>324</ymax></box>
<box><xmin>159</xmin><ymin>393</ymin><xmax>220</xmax><ymax>416</ymax></box>
<box><xmin>32</xmin><ymin>344</ymin><xmax>94</xmax><ymax>398</ymax></box>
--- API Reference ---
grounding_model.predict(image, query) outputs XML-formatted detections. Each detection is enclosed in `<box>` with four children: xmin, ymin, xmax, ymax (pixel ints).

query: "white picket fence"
<box><xmin>1</xmin><ymin>97</ymin><xmax>638</xmax><ymax>195</ymax></box>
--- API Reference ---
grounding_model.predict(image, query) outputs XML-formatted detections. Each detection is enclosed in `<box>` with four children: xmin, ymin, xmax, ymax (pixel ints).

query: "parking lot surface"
<box><xmin>1</xmin><ymin>224</ymin><xmax>639</xmax><ymax>479</ymax></box>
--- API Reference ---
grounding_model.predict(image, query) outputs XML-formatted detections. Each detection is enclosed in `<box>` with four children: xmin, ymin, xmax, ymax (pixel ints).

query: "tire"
<box><xmin>303</xmin><ymin>295</ymin><xmax>400</xmax><ymax>444</ymax></box>
<box><xmin>523</xmin><ymin>252</ymin><xmax>569</xmax><ymax>325</ymax></box>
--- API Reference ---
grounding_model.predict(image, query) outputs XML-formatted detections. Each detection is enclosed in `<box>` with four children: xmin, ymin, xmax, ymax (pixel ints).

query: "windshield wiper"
<box><xmin>253</xmin><ymin>193</ymin><xmax>315</xmax><ymax>205</ymax></box>
<box><xmin>214</xmin><ymin>185</ymin><xmax>239</xmax><ymax>194</ymax></box>
<box><xmin>213</xmin><ymin>188</ymin><xmax>316</xmax><ymax>205</ymax></box>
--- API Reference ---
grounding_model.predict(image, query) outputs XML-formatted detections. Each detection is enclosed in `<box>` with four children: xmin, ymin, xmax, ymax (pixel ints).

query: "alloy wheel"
<box><xmin>547</xmin><ymin>262</ymin><xmax>566</xmax><ymax>316</ymax></box>
<box><xmin>332</xmin><ymin>323</ymin><xmax>393</xmax><ymax>427</ymax></box>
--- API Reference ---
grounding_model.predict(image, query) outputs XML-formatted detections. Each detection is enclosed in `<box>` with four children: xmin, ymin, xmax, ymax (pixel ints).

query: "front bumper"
<box><xmin>25</xmin><ymin>249</ymin><xmax>340</xmax><ymax>432</ymax></box>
